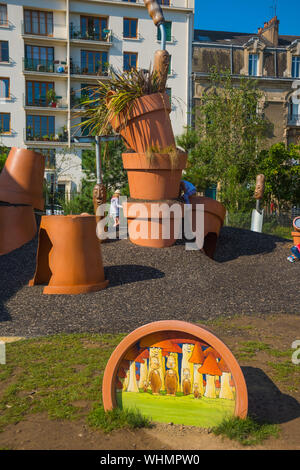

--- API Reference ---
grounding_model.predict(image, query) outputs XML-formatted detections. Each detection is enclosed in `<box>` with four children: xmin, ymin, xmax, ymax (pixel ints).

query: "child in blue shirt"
<box><xmin>180</xmin><ymin>180</ymin><xmax>197</xmax><ymax>204</ymax></box>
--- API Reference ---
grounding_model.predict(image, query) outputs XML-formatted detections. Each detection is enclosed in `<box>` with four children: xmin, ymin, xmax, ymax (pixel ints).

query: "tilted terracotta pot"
<box><xmin>0</xmin><ymin>204</ymin><xmax>37</xmax><ymax>256</ymax></box>
<box><xmin>123</xmin><ymin>200</ymin><xmax>183</xmax><ymax>248</ymax></box>
<box><xmin>122</xmin><ymin>152</ymin><xmax>187</xmax><ymax>200</ymax></box>
<box><xmin>29</xmin><ymin>215</ymin><xmax>108</xmax><ymax>294</ymax></box>
<box><xmin>189</xmin><ymin>196</ymin><xmax>226</xmax><ymax>258</ymax></box>
<box><xmin>109</xmin><ymin>92</ymin><xmax>175</xmax><ymax>153</ymax></box>
<box><xmin>0</xmin><ymin>147</ymin><xmax>45</xmax><ymax>210</ymax></box>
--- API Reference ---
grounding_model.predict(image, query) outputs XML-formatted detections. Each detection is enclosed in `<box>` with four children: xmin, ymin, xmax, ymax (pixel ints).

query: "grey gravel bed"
<box><xmin>0</xmin><ymin>226</ymin><xmax>299</xmax><ymax>338</ymax></box>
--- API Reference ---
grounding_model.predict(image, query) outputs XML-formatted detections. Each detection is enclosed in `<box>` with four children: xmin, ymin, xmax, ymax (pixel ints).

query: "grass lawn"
<box><xmin>117</xmin><ymin>391</ymin><xmax>235</xmax><ymax>427</ymax></box>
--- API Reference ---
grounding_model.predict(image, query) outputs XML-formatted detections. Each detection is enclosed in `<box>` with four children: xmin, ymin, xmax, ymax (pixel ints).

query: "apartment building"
<box><xmin>193</xmin><ymin>17</ymin><xmax>300</xmax><ymax>146</ymax></box>
<box><xmin>0</xmin><ymin>0</ymin><xmax>194</xmax><ymax>198</ymax></box>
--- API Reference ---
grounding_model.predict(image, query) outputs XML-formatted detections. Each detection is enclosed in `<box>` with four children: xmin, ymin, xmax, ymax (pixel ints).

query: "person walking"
<box><xmin>110</xmin><ymin>189</ymin><xmax>122</xmax><ymax>227</ymax></box>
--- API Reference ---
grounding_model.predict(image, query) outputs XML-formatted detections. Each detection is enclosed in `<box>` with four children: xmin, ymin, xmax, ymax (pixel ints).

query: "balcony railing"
<box><xmin>24</xmin><ymin>128</ymin><xmax>68</xmax><ymax>143</ymax></box>
<box><xmin>70</xmin><ymin>28</ymin><xmax>112</xmax><ymax>43</ymax></box>
<box><xmin>23</xmin><ymin>59</ymin><xmax>68</xmax><ymax>74</ymax></box>
<box><xmin>23</xmin><ymin>94</ymin><xmax>68</xmax><ymax>109</ymax></box>
<box><xmin>70</xmin><ymin>62</ymin><xmax>109</xmax><ymax>77</ymax></box>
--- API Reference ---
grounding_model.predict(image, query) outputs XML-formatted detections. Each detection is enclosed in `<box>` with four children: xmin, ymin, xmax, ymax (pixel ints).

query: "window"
<box><xmin>26</xmin><ymin>115</ymin><xmax>55</xmax><ymax>139</ymax></box>
<box><xmin>123</xmin><ymin>18</ymin><xmax>137</xmax><ymax>39</ymax></box>
<box><xmin>0</xmin><ymin>41</ymin><xmax>9</xmax><ymax>62</ymax></box>
<box><xmin>157</xmin><ymin>21</ymin><xmax>171</xmax><ymax>42</ymax></box>
<box><xmin>25</xmin><ymin>45</ymin><xmax>54</xmax><ymax>71</ymax></box>
<box><xmin>289</xmin><ymin>100</ymin><xmax>300</xmax><ymax>123</ymax></box>
<box><xmin>248</xmin><ymin>54</ymin><xmax>258</xmax><ymax>76</ymax></box>
<box><xmin>292</xmin><ymin>57</ymin><xmax>300</xmax><ymax>78</ymax></box>
<box><xmin>0</xmin><ymin>112</ymin><xmax>10</xmax><ymax>133</ymax></box>
<box><xmin>123</xmin><ymin>52</ymin><xmax>137</xmax><ymax>71</ymax></box>
<box><xmin>26</xmin><ymin>81</ymin><xmax>54</xmax><ymax>106</ymax></box>
<box><xmin>28</xmin><ymin>148</ymin><xmax>56</xmax><ymax>169</ymax></box>
<box><xmin>81</xmin><ymin>50</ymin><xmax>108</xmax><ymax>75</ymax></box>
<box><xmin>166</xmin><ymin>87</ymin><xmax>171</xmax><ymax>106</ymax></box>
<box><xmin>0</xmin><ymin>4</ymin><xmax>7</xmax><ymax>26</ymax></box>
<box><xmin>24</xmin><ymin>10</ymin><xmax>53</xmax><ymax>36</ymax></box>
<box><xmin>122</xmin><ymin>0</ymin><xmax>136</xmax><ymax>3</ymax></box>
<box><xmin>0</xmin><ymin>77</ymin><xmax>9</xmax><ymax>98</ymax></box>
<box><xmin>80</xmin><ymin>16</ymin><xmax>108</xmax><ymax>41</ymax></box>
<box><xmin>157</xmin><ymin>0</ymin><xmax>170</xmax><ymax>4</ymax></box>
<box><xmin>81</xmin><ymin>118</ymin><xmax>92</xmax><ymax>137</ymax></box>
<box><xmin>168</xmin><ymin>55</ymin><xmax>171</xmax><ymax>75</ymax></box>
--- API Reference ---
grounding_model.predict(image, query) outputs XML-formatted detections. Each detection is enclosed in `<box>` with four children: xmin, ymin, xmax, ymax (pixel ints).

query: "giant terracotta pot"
<box><xmin>0</xmin><ymin>147</ymin><xmax>45</xmax><ymax>210</ymax></box>
<box><xmin>123</xmin><ymin>200</ymin><xmax>183</xmax><ymax>248</ymax></box>
<box><xmin>29</xmin><ymin>215</ymin><xmax>108</xmax><ymax>294</ymax></box>
<box><xmin>109</xmin><ymin>92</ymin><xmax>175</xmax><ymax>153</ymax></box>
<box><xmin>190</xmin><ymin>196</ymin><xmax>226</xmax><ymax>258</ymax></box>
<box><xmin>0</xmin><ymin>204</ymin><xmax>37</xmax><ymax>256</ymax></box>
<box><xmin>122</xmin><ymin>151</ymin><xmax>187</xmax><ymax>200</ymax></box>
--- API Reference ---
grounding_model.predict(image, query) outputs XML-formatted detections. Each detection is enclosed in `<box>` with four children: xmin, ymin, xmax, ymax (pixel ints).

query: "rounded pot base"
<box><xmin>43</xmin><ymin>280</ymin><xmax>109</xmax><ymax>295</ymax></box>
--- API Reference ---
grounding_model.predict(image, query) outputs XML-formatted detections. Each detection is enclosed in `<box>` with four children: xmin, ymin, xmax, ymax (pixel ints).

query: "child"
<box><xmin>287</xmin><ymin>243</ymin><xmax>300</xmax><ymax>263</ymax></box>
<box><xmin>179</xmin><ymin>180</ymin><xmax>197</xmax><ymax>204</ymax></box>
<box><xmin>109</xmin><ymin>189</ymin><xmax>122</xmax><ymax>227</ymax></box>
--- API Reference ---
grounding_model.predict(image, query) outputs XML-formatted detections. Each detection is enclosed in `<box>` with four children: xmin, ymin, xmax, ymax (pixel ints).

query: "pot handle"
<box><xmin>144</xmin><ymin>0</ymin><xmax>165</xmax><ymax>26</ymax></box>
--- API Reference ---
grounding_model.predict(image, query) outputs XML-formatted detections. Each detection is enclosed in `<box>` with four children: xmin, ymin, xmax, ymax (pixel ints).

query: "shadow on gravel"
<box><xmin>0</xmin><ymin>235</ymin><xmax>38</xmax><ymax>323</ymax></box>
<box><xmin>243</xmin><ymin>366</ymin><xmax>300</xmax><ymax>424</ymax></box>
<box><xmin>105</xmin><ymin>264</ymin><xmax>165</xmax><ymax>287</ymax></box>
<box><xmin>214</xmin><ymin>227</ymin><xmax>290</xmax><ymax>263</ymax></box>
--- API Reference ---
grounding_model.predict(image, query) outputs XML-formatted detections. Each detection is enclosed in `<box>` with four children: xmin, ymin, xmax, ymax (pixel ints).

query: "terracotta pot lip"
<box><xmin>42</xmin><ymin>214</ymin><xmax>95</xmax><ymax>219</ymax></box>
<box><xmin>122</xmin><ymin>152</ymin><xmax>187</xmax><ymax>170</ymax></box>
<box><xmin>102</xmin><ymin>320</ymin><xmax>248</xmax><ymax>419</ymax></box>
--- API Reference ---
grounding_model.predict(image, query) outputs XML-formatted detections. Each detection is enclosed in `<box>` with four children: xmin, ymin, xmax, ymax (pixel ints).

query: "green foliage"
<box><xmin>213</xmin><ymin>416</ymin><xmax>279</xmax><ymax>446</ymax></box>
<box><xmin>0</xmin><ymin>144</ymin><xmax>8</xmax><ymax>172</ymax></box>
<box><xmin>177</xmin><ymin>69</ymin><xmax>272</xmax><ymax>212</ymax></box>
<box><xmin>257</xmin><ymin>142</ymin><xmax>300</xmax><ymax>210</ymax></box>
<box><xmin>78</xmin><ymin>67</ymin><xmax>161</xmax><ymax>136</ymax></box>
<box><xmin>59</xmin><ymin>141</ymin><xmax>128</xmax><ymax>215</ymax></box>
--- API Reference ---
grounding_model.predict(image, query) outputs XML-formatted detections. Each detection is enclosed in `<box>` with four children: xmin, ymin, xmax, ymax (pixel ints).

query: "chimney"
<box><xmin>258</xmin><ymin>16</ymin><xmax>279</xmax><ymax>46</ymax></box>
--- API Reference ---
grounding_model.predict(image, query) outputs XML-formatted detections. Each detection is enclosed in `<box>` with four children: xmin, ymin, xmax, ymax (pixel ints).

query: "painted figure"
<box><xmin>165</xmin><ymin>355</ymin><xmax>178</xmax><ymax>396</ymax></box>
<box><xmin>182</xmin><ymin>368</ymin><xmax>192</xmax><ymax>395</ymax></box>
<box><xmin>193</xmin><ymin>383</ymin><xmax>201</xmax><ymax>399</ymax></box>
<box><xmin>148</xmin><ymin>356</ymin><xmax>162</xmax><ymax>395</ymax></box>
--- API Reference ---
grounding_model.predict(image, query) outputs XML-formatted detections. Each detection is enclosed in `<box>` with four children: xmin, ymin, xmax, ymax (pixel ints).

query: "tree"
<box><xmin>257</xmin><ymin>142</ymin><xmax>300</xmax><ymax>210</ymax></box>
<box><xmin>177</xmin><ymin>68</ymin><xmax>272</xmax><ymax>212</ymax></box>
<box><xmin>0</xmin><ymin>143</ymin><xmax>9</xmax><ymax>172</ymax></box>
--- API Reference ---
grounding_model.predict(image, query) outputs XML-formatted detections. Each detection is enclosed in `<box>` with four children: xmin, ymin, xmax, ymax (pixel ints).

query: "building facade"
<box><xmin>193</xmin><ymin>17</ymin><xmax>300</xmax><ymax>147</ymax></box>
<box><xmin>0</xmin><ymin>0</ymin><xmax>194</xmax><ymax>198</ymax></box>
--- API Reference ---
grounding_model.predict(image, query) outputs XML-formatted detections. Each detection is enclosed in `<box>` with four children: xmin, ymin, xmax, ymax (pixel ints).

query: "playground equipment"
<box><xmin>292</xmin><ymin>216</ymin><xmax>300</xmax><ymax>245</ymax></box>
<box><xmin>102</xmin><ymin>320</ymin><xmax>248</xmax><ymax>427</ymax></box>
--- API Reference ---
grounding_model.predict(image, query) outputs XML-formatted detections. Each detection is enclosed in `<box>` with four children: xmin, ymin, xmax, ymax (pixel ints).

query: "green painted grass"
<box><xmin>117</xmin><ymin>391</ymin><xmax>235</xmax><ymax>427</ymax></box>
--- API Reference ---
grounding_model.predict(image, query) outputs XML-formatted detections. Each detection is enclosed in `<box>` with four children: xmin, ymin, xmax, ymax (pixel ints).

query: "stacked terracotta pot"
<box><xmin>0</xmin><ymin>147</ymin><xmax>45</xmax><ymax>255</ymax></box>
<box><xmin>110</xmin><ymin>91</ymin><xmax>187</xmax><ymax>248</ymax></box>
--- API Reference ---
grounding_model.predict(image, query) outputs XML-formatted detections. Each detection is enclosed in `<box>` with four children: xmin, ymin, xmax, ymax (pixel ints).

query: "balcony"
<box><xmin>24</xmin><ymin>94</ymin><xmax>68</xmax><ymax>111</ymax></box>
<box><xmin>70</xmin><ymin>27</ymin><xmax>112</xmax><ymax>48</ymax></box>
<box><xmin>24</xmin><ymin>127</ymin><xmax>69</xmax><ymax>146</ymax></box>
<box><xmin>70</xmin><ymin>61</ymin><xmax>109</xmax><ymax>80</ymax></box>
<box><xmin>23</xmin><ymin>59</ymin><xmax>68</xmax><ymax>77</ymax></box>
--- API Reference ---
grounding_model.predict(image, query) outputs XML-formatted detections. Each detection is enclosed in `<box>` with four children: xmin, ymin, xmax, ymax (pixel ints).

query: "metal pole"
<box><xmin>95</xmin><ymin>136</ymin><xmax>102</xmax><ymax>184</ymax></box>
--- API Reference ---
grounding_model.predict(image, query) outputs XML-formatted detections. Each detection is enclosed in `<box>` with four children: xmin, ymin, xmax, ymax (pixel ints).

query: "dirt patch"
<box><xmin>0</xmin><ymin>314</ymin><xmax>299</xmax><ymax>450</ymax></box>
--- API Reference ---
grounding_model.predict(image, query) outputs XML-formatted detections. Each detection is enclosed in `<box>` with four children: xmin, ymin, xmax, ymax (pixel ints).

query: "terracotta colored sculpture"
<box><xmin>254</xmin><ymin>174</ymin><xmax>265</xmax><ymax>200</ymax></box>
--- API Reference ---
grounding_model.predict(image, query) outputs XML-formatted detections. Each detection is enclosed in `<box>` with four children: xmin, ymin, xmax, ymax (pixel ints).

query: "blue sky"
<box><xmin>194</xmin><ymin>0</ymin><xmax>299</xmax><ymax>36</ymax></box>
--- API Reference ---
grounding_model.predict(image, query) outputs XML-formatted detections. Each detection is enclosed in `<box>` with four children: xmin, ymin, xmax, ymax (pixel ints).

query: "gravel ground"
<box><xmin>0</xmin><ymin>226</ymin><xmax>299</xmax><ymax>337</ymax></box>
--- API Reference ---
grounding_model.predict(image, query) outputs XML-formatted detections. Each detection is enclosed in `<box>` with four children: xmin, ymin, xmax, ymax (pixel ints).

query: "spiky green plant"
<box><xmin>76</xmin><ymin>67</ymin><xmax>161</xmax><ymax>137</ymax></box>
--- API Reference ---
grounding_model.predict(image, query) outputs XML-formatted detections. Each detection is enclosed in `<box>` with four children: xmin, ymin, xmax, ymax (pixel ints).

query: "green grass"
<box><xmin>117</xmin><ymin>391</ymin><xmax>235</xmax><ymax>427</ymax></box>
<box><xmin>88</xmin><ymin>406</ymin><xmax>152</xmax><ymax>434</ymax></box>
<box><xmin>213</xmin><ymin>416</ymin><xmax>280</xmax><ymax>446</ymax></box>
<box><xmin>262</xmin><ymin>225</ymin><xmax>292</xmax><ymax>240</ymax></box>
<box><xmin>0</xmin><ymin>333</ymin><xmax>139</xmax><ymax>432</ymax></box>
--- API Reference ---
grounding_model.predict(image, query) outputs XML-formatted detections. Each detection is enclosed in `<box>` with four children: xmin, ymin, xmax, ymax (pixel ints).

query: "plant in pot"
<box><xmin>47</xmin><ymin>89</ymin><xmax>58</xmax><ymax>108</ymax></box>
